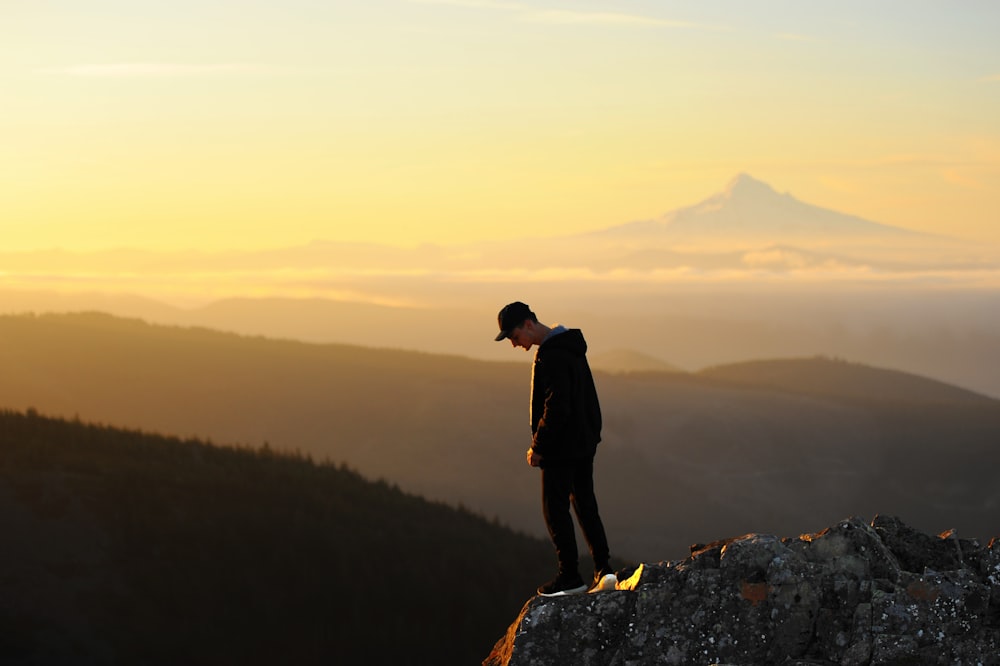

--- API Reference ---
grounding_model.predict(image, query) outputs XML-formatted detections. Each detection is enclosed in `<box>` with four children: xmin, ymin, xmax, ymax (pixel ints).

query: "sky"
<box><xmin>3</xmin><ymin>0</ymin><xmax>1000</xmax><ymax>253</ymax></box>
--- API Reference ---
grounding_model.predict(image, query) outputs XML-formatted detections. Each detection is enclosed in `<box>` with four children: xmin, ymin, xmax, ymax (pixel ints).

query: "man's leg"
<box><xmin>569</xmin><ymin>458</ymin><xmax>610</xmax><ymax>571</ymax></box>
<box><xmin>541</xmin><ymin>465</ymin><xmax>579</xmax><ymax>576</ymax></box>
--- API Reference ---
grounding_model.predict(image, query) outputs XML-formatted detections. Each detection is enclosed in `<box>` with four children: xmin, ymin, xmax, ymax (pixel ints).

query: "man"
<box><xmin>494</xmin><ymin>301</ymin><xmax>616</xmax><ymax>596</ymax></box>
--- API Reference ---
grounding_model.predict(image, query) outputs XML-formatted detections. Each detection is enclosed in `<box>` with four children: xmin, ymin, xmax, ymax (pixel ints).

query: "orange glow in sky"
<box><xmin>2</xmin><ymin>1</ymin><xmax>999</xmax><ymax>252</ymax></box>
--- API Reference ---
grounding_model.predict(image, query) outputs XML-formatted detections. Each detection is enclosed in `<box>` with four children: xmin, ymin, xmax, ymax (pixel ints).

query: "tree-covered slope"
<box><xmin>0</xmin><ymin>408</ymin><xmax>552</xmax><ymax>665</ymax></box>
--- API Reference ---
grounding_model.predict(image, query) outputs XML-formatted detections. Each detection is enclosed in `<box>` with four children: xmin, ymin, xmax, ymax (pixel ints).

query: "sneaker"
<box><xmin>537</xmin><ymin>572</ymin><xmax>588</xmax><ymax>597</ymax></box>
<box><xmin>589</xmin><ymin>567</ymin><xmax>618</xmax><ymax>593</ymax></box>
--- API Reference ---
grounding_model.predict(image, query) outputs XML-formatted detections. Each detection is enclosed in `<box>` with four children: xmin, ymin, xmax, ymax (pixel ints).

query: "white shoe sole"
<box><xmin>589</xmin><ymin>574</ymin><xmax>618</xmax><ymax>593</ymax></box>
<box><xmin>538</xmin><ymin>584</ymin><xmax>588</xmax><ymax>597</ymax></box>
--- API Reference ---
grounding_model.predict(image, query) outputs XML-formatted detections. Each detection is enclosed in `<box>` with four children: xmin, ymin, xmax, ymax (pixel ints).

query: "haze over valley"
<box><xmin>4</xmin><ymin>312</ymin><xmax>998</xmax><ymax>563</ymax></box>
<box><xmin>4</xmin><ymin>175</ymin><xmax>1000</xmax><ymax>398</ymax></box>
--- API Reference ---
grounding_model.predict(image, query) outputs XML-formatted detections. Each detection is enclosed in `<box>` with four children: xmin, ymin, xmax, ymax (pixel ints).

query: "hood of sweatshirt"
<box><xmin>539</xmin><ymin>327</ymin><xmax>588</xmax><ymax>357</ymax></box>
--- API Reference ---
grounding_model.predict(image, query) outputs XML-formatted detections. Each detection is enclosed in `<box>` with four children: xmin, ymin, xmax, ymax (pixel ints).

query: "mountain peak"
<box><xmin>595</xmin><ymin>174</ymin><xmax>913</xmax><ymax>241</ymax></box>
<box><xmin>703</xmin><ymin>173</ymin><xmax>792</xmax><ymax>211</ymax></box>
<box><xmin>723</xmin><ymin>172</ymin><xmax>780</xmax><ymax>199</ymax></box>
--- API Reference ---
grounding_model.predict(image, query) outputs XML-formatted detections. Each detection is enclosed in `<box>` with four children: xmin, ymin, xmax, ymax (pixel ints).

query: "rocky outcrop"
<box><xmin>485</xmin><ymin>516</ymin><xmax>1000</xmax><ymax>665</ymax></box>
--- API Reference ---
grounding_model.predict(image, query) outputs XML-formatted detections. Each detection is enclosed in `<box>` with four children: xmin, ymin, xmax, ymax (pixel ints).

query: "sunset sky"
<box><xmin>3</xmin><ymin>1</ymin><xmax>999</xmax><ymax>252</ymax></box>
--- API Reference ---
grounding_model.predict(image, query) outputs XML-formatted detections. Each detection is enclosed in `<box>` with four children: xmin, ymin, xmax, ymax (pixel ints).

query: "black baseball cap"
<box><xmin>494</xmin><ymin>301</ymin><xmax>535</xmax><ymax>341</ymax></box>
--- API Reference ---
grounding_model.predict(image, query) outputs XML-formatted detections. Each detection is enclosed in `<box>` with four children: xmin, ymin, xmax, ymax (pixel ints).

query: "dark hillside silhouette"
<box><xmin>0</xmin><ymin>408</ymin><xmax>553</xmax><ymax>665</ymax></box>
<box><xmin>2</xmin><ymin>312</ymin><xmax>999</xmax><ymax>561</ymax></box>
<box><xmin>699</xmin><ymin>356</ymin><xmax>992</xmax><ymax>403</ymax></box>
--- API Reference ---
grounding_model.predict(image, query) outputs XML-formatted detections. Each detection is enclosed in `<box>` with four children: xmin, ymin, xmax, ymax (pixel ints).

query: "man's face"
<box><xmin>508</xmin><ymin>323</ymin><xmax>532</xmax><ymax>351</ymax></box>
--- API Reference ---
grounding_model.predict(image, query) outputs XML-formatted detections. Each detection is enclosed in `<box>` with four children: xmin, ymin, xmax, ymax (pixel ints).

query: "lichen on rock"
<box><xmin>484</xmin><ymin>515</ymin><xmax>1000</xmax><ymax>666</ymax></box>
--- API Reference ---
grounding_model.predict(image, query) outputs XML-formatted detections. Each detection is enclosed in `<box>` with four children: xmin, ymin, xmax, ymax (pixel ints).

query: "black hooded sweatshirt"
<box><xmin>530</xmin><ymin>328</ymin><xmax>603</xmax><ymax>465</ymax></box>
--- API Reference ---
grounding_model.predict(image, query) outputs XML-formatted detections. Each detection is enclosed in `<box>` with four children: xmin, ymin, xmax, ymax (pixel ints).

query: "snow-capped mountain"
<box><xmin>593</xmin><ymin>173</ymin><xmax>920</xmax><ymax>243</ymax></box>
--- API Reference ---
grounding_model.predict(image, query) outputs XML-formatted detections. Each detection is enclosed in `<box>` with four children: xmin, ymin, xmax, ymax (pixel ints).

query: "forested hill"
<box><xmin>0</xmin><ymin>408</ymin><xmax>553</xmax><ymax>665</ymax></box>
<box><xmin>4</xmin><ymin>311</ymin><xmax>1000</xmax><ymax>561</ymax></box>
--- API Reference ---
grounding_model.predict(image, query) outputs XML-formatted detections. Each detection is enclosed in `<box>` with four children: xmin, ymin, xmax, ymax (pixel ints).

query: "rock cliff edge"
<box><xmin>485</xmin><ymin>515</ymin><xmax>1000</xmax><ymax>665</ymax></box>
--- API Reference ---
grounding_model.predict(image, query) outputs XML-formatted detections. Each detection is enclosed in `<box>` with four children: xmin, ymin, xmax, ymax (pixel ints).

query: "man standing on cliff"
<box><xmin>494</xmin><ymin>301</ymin><xmax>616</xmax><ymax>596</ymax></box>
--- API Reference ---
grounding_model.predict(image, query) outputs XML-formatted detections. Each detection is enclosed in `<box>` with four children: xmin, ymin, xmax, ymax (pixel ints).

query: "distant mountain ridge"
<box><xmin>5</xmin><ymin>288</ymin><xmax>1000</xmax><ymax>401</ymax></box>
<box><xmin>700</xmin><ymin>356</ymin><xmax>992</xmax><ymax>403</ymax></box>
<box><xmin>596</xmin><ymin>173</ymin><xmax>919</xmax><ymax>241</ymax></box>
<box><xmin>588</xmin><ymin>349</ymin><xmax>684</xmax><ymax>374</ymax></box>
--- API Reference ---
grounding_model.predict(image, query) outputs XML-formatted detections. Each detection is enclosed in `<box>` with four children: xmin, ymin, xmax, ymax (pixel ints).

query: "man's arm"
<box><xmin>531</xmin><ymin>351</ymin><xmax>575</xmax><ymax>455</ymax></box>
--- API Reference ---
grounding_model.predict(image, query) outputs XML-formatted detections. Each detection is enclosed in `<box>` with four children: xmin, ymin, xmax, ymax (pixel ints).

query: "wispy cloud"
<box><xmin>524</xmin><ymin>10</ymin><xmax>707</xmax><ymax>29</ymax></box>
<box><xmin>408</xmin><ymin>0</ymin><xmax>523</xmax><ymax>8</ymax></box>
<box><xmin>980</xmin><ymin>73</ymin><xmax>1000</xmax><ymax>83</ymax></box>
<box><xmin>41</xmin><ymin>63</ymin><xmax>276</xmax><ymax>78</ymax></box>
<box><xmin>940</xmin><ymin>167</ymin><xmax>987</xmax><ymax>191</ymax></box>
<box><xmin>407</xmin><ymin>0</ymin><xmax>717</xmax><ymax>30</ymax></box>
<box><xmin>774</xmin><ymin>32</ymin><xmax>814</xmax><ymax>42</ymax></box>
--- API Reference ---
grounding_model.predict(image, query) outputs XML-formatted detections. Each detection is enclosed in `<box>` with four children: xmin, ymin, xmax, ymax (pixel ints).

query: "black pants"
<box><xmin>541</xmin><ymin>458</ymin><xmax>610</xmax><ymax>576</ymax></box>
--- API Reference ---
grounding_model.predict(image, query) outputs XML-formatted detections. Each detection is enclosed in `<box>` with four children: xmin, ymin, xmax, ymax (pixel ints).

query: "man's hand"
<box><xmin>526</xmin><ymin>447</ymin><xmax>543</xmax><ymax>467</ymax></box>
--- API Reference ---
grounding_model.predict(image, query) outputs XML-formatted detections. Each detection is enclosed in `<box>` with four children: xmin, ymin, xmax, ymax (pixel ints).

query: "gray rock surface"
<box><xmin>485</xmin><ymin>516</ymin><xmax>1000</xmax><ymax>665</ymax></box>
